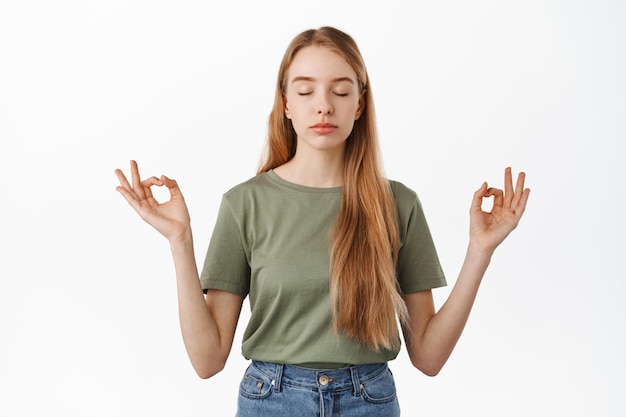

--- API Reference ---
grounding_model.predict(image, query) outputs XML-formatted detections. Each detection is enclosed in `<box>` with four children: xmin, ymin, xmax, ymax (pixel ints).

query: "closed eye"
<box><xmin>296</xmin><ymin>91</ymin><xmax>349</xmax><ymax>97</ymax></box>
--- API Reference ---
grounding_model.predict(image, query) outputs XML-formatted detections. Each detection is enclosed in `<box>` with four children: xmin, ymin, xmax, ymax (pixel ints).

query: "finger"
<box><xmin>470</xmin><ymin>182</ymin><xmax>488</xmax><ymax>213</ymax></box>
<box><xmin>114</xmin><ymin>168</ymin><xmax>132</xmax><ymax>192</ymax></box>
<box><xmin>515</xmin><ymin>188</ymin><xmax>531</xmax><ymax>218</ymax></box>
<box><xmin>115</xmin><ymin>168</ymin><xmax>144</xmax><ymax>210</ymax></box>
<box><xmin>503</xmin><ymin>167</ymin><xmax>514</xmax><ymax>208</ymax></box>
<box><xmin>141</xmin><ymin>176</ymin><xmax>163</xmax><ymax>200</ymax></box>
<box><xmin>115</xmin><ymin>183</ymin><xmax>141</xmax><ymax>210</ymax></box>
<box><xmin>130</xmin><ymin>160</ymin><xmax>146</xmax><ymax>199</ymax></box>
<box><xmin>511</xmin><ymin>171</ymin><xmax>527</xmax><ymax>209</ymax></box>
<box><xmin>487</xmin><ymin>187</ymin><xmax>504</xmax><ymax>208</ymax></box>
<box><xmin>511</xmin><ymin>186</ymin><xmax>531</xmax><ymax>221</ymax></box>
<box><xmin>161</xmin><ymin>175</ymin><xmax>184</xmax><ymax>199</ymax></box>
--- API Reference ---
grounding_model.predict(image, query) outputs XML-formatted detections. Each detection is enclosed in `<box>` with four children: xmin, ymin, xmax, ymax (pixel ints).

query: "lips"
<box><xmin>311</xmin><ymin>123</ymin><xmax>337</xmax><ymax>135</ymax></box>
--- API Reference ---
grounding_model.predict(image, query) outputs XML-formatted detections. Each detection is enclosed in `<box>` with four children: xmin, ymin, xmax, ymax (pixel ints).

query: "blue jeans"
<box><xmin>236</xmin><ymin>360</ymin><xmax>401</xmax><ymax>417</ymax></box>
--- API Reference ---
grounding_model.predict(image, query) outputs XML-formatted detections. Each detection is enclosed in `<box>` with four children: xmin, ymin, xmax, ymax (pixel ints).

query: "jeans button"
<box><xmin>319</xmin><ymin>375</ymin><xmax>329</xmax><ymax>386</ymax></box>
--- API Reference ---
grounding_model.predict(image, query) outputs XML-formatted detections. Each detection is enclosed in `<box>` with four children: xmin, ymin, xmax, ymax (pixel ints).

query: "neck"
<box><xmin>274</xmin><ymin>146</ymin><xmax>345</xmax><ymax>188</ymax></box>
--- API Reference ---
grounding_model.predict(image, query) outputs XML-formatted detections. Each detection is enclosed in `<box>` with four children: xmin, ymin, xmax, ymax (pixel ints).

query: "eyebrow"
<box><xmin>290</xmin><ymin>76</ymin><xmax>355</xmax><ymax>84</ymax></box>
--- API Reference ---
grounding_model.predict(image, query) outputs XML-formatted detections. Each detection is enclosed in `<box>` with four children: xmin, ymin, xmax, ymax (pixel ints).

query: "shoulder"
<box><xmin>388</xmin><ymin>179</ymin><xmax>420</xmax><ymax>208</ymax></box>
<box><xmin>221</xmin><ymin>172</ymin><xmax>273</xmax><ymax>202</ymax></box>
<box><xmin>220</xmin><ymin>171</ymin><xmax>303</xmax><ymax>214</ymax></box>
<box><xmin>223</xmin><ymin>173</ymin><xmax>267</xmax><ymax>194</ymax></box>
<box><xmin>388</xmin><ymin>179</ymin><xmax>431</xmax><ymax>229</ymax></box>
<box><xmin>212</xmin><ymin>174</ymin><xmax>265</xmax><ymax>218</ymax></box>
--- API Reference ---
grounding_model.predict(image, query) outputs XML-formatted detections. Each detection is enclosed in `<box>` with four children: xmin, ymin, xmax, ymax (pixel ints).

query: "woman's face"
<box><xmin>283</xmin><ymin>45</ymin><xmax>363</xmax><ymax>156</ymax></box>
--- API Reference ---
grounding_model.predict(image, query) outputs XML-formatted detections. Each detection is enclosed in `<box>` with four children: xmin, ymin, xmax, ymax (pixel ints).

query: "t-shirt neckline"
<box><xmin>265</xmin><ymin>170</ymin><xmax>343</xmax><ymax>195</ymax></box>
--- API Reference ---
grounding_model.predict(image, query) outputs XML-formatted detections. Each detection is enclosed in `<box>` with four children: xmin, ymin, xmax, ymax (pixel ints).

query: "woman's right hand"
<box><xmin>115</xmin><ymin>160</ymin><xmax>191</xmax><ymax>243</ymax></box>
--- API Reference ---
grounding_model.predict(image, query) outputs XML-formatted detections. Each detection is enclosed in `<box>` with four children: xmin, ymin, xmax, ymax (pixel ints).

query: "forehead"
<box><xmin>287</xmin><ymin>46</ymin><xmax>357</xmax><ymax>83</ymax></box>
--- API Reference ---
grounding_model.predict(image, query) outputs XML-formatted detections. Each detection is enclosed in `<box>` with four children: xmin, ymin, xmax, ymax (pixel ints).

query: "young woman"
<box><xmin>115</xmin><ymin>26</ymin><xmax>530</xmax><ymax>417</ymax></box>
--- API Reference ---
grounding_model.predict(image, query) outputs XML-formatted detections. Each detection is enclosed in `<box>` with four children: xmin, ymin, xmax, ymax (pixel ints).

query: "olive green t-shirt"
<box><xmin>200</xmin><ymin>170</ymin><xmax>446</xmax><ymax>368</ymax></box>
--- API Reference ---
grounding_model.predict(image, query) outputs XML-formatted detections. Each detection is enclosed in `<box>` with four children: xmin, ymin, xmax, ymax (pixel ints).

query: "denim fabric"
<box><xmin>236</xmin><ymin>360</ymin><xmax>400</xmax><ymax>417</ymax></box>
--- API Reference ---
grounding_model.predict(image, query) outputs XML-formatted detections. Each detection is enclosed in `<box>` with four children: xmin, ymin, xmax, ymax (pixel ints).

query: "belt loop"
<box><xmin>273</xmin><ymin>363</ymin><xmax>284</xmax><ymax>393</ymax></box>
<box><xmin>350</xmin><ymin>365</ymin><xmax>361</xmax><ymax>396</ymax></box>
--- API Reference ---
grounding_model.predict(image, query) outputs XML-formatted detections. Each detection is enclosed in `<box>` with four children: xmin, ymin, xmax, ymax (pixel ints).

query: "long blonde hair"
<box><xmin>258</xmin><ymin>26</ymin><xmax>407</xmax><ymax>351</ymax></box>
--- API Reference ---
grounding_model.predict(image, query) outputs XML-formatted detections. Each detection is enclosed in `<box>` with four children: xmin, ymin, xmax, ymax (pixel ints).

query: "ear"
<box><xmin>284</xmin><ymin>96</ymin><xmax>292</xmax><ymax>120</ymax></box>
<box><xmin>354</xmin><ymin>94</ymin><xmax>365</xmax><ymax>120</ymax></box>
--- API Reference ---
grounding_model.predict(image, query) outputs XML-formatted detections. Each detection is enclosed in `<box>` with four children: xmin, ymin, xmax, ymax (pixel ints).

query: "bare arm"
<box><xmin>115</xmin><ymin>160</ymin><xmax>243</xmax><ymax>379</ymax></box>
<box><xmin>170</xmin><ymin>233</ymin><xmax>243</xmax><ymax>379</ymax></box>
<box><xmin>402</xmin><ymin>167</ymin><xmax>530</xmax><ymax>376</ymax></box>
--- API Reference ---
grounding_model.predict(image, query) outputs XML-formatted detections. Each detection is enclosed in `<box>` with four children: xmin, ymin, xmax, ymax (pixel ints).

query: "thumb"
<box><xmin>470</xmin><ymin>182</ymin><xmax>488</xmax><ymax>213</ymax></box>
<box><xmin>161</xmin><ymin>175</ymin><xmax>184</xmax><ymax>198</ymax></box>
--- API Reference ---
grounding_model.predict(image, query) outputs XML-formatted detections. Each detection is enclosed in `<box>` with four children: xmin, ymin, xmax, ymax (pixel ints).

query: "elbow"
<box><xmin>195</xmin><ymin>363</ymin><xmax>224</xmax><ymax>380</ymax></box>
<box><xmin>194</xmin><ymin>358</ymin><xmax>227</xmax><ymax>380</ymax></box>
<box><xmin>406</xmin><ymin>341</ymin><xmax>449</xmax><ymax>377</ymax></box>
<box><xmin>409</xmin><ymin>356</ymin><xmax>445</xmax><ymax>377</ymax></box>
<box><xmin>419</xmin><ymin>364</ymin><xmax>442</xmax><ymax>377</ymax></box>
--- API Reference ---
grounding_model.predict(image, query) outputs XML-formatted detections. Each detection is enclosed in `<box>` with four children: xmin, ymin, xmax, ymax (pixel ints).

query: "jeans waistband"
<box><xmin>250</xmin><ymin>360</ymin><xmax>389</xmax><ymax>395</ymax></box>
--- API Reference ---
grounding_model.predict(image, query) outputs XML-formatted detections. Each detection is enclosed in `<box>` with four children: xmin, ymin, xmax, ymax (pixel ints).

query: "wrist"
<box><xmin>169</xmin><ymin>227</ymin><xmax>193</xmax><ymax>249</ymax></box>
<box><xmin>466</xmin><ymin>240</ymin><xmax>495</xmax><ymax>261</ymax></box>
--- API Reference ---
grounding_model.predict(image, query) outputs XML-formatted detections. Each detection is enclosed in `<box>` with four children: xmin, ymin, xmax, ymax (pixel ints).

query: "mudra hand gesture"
<box><xmin>115</xmin><ymin>160</ymin><xmax>191</xmax><ymax>243</ymax></box>
<box><xmin>469</xmin><ymin>167</ymin><xmax>530</xmax><ymax>255</ymax></box>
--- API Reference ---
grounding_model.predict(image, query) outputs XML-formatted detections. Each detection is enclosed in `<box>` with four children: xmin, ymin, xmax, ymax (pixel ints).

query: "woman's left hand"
<box><xmin>469</xmin><ymin>167</ymin><xmax>530</xmax><ymax>255</ymax></box>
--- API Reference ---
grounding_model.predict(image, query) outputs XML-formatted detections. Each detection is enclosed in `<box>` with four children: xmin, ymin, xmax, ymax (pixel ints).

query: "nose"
<box><xmin>316</xmin><ymin>93</ymin><xmax>333</xmax><ymax>115</ymax></box>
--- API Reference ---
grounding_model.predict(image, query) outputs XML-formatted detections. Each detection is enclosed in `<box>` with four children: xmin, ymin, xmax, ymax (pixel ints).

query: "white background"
<box><xmin>1</xmin><ymin>1</ymin><xmax>624</xmax><ymax>416</ymax></box>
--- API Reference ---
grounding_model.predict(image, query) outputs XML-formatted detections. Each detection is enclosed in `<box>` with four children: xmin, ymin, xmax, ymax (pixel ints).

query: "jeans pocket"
<box><xmin>360</xmin><ymin>369</ymin><xmax>397</xmax><ymax>404</ymax></box>
<box><xmin>239</xmin><ymin>363</ymin><xmax>274</xmax><ymax>400</ymax></box>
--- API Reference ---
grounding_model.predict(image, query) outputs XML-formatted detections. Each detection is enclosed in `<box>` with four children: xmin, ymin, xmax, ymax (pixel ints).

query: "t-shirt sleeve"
<box><xmin>199</xmin><ymin>195</ymin><xmax>251</xmax><ymax>297</ymax></box>
<box><xmin>395</xmin><ymin>185</ymin><xmax>447</xmax><ymax>294</ymax></box>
